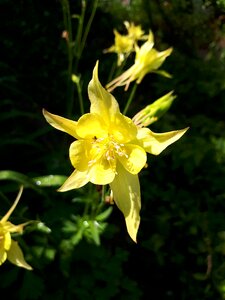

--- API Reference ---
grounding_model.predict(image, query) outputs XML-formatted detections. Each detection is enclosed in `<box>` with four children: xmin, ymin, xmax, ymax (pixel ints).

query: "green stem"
<box><xmin>76</xmin><ymin>80</ymin><xmax>84</xmax><ymax>115</ymax></box>
<box><xmin>101</xmin><ymin>185</ymin><xmax>106</xmax><ymax>203</ymax></box>
<box><xmin>79</xmin><ymin>0</ymin><xmax>99</xmax><ymax>61</ymax></box>
<box><xmin>93</xmin><ymin>185</ymin><xmax>106</xmax><ymax>218</ymax></box>
<box><xmin>61</xmin><ymin>0</ymin><xmax>75</xmax><ymax>118</ymax></box>
<box><xmin>123</xmin><ymin>83</ymin><xmax>138</xmax><ymax>115</ymax></box>
<box><xmin>74</xmin><ymin>0</ymin><xmax>86</xmax><ymax>73</ymax></box>
<box><xmin>107</xmin><ymin>59</ymin><xmax>117</xmax><ymax>83</ymax></box>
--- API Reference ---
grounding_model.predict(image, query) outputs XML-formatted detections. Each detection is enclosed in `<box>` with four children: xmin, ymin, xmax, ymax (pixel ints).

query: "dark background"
<box><xmin>1</xmin><ymin>0</ymin><xmax>225</xmax><ymax>299</ymax></box>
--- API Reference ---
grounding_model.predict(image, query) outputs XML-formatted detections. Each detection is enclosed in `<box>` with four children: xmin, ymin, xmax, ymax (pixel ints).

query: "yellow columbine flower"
<box><xmin>106</xmin><ymin>31</ymin><xmax>173</xmax><ymax>92</ymax></box>
<box><xmin>124</xmin><ymin>21</ymin><xmax>147</xmax><ymax>41</ymax></box>
<box><xmin>103</xmin><ymin>29</ymin><xmax>134</xmax><ymax>66</ymax></box>
<box><xmin>43</xmin><ymin>61</ymin><xmax>188</xmax><ymax>242</ymax></box>
<box><xmin>103</xmin><ymin>21</ymin><xmax>147</xmax><ymax>66</ymax></box>
<box><xmin>0</xmin><ymin>186</ymin><xmax>32</xmax><ymax>270</ymax></box>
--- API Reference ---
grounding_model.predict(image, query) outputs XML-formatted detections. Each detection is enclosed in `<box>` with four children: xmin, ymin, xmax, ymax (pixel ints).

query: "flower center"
<box><xmin>89</xmin><ymin>135</ymin><xmax>128</xmax><ymax>167</ymax></box>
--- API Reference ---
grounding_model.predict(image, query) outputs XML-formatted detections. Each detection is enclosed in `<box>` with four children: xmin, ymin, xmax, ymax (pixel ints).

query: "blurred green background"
<box><xmin>2</xmin><ymin>0</ymin><xmax>225</xmax><ymax>299</ymax></box>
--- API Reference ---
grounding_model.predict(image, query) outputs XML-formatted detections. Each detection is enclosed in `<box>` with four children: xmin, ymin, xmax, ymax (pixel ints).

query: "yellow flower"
<box><xmin>43</xmin><ymin>61</ymin><xmax>188</xmax><ymax>242</ymax></box>
<box><xmin>124</xmin><ymin>21</ymin><xmax>147</xmax><ymax>41</ymax></box>
<box><xmin>106</xmin><ymin>31</ymin><xmax>173</xmax><ymax>92</ymax></box>
<box><xmin>104</xmin><ymin>29</ymin><xmax>134</xmax><ymax>66</ymax></box>
<box><xmin>0</xmin><ymin>186</ymin><xmax>32</xmax><ymax>270</ymax></box>
<box><xmin>103</xmin><ymin>21</ymin><xmax>147</xmax><ymax>66</ymax></box>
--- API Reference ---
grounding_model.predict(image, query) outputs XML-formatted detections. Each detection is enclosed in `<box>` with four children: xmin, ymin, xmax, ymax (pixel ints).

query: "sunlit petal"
<box><xmin>76</xmin><ymin>113</ymin><xmax>108</xmax><ymax>139</ymax></box>
<box><xmin>69</xmin><ymin>140</ymin><xmax>91</xmax><ymax>171</ymax></box>
<box><xmin>137</xmin><ymin>127</ymin><xmax>189</xmax><ymax>155</ymax></box>
<box><xmin>0</xmin><ymin>248</ymin><xmax>7</xmax><ymax>265</ymax></box>
<box><xmin>110</xmin><ymin>163</ymin><xmax>141</xmax><ymax>242</ymax></box>
<box><xmin>7</xmin><ymin>240</ymin><xmax>32</xmax><ymax>270</ymax></box>
<box><xmin>3</xmin><ymin>231</ymin><xmax>11</xmax><ymax>251</ymax></box>
<box><xmin>89</xmin><ymin>158</ymin><xmax>116</xmax><ymax>185</ymax></box>
<box><xmin>118</xmin><ymin>144</ymin><xmax>146</xmax><ymax>174</ymax></box>
<box><xmin>58</xmin><ymin>170</ymin><xmax>89</xmax><ymax>192</ymax></box>
<box><xmin>88</xmin><ymin>61</ymin><xmax>120</xmax><ymax>122</ymax></box>
<box><xmin>110</xmin><ymin>114</ymin><xmax>137</xmax><ymax>143</ymax></box>
<box><xmin>42</xmin><ymin>109</ymin><xmax>79</xmax><ymax>139</ymax></box>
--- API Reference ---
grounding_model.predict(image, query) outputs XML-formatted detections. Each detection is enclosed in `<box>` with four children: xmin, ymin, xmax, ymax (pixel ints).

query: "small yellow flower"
<box><xmin>124</xmin><ymin>21</ymin><xmax>147</xmax><ymax>41</ymax></box>
<box><xmin>103</xmin><ymin>21</ymin><xmax>147</xmax><ymax>66</ymax></box>
<box><xmin>0</xmin><ymin>186</ymin><xmax>32</xmax><ymax>270</ymax></box>
<box><xmin>106</xmin><ymin>31</ymin><xmax>173</xmax><ymax>92</ymax></box>
<box><xmin>43</xmin><ymin>61</ymin><xmax>188</xmax><ymax>242</ymax></box>
<box><xmin>104</xmin><ymin>29</ymin><xmax>134</xmax><ymax>66</ymax></box>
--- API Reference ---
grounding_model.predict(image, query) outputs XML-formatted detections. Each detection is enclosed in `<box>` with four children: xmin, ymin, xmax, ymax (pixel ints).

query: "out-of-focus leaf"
<box><xmin>88</xmin><ymin>220</ymin><xmax>101</xmax><ymax>246</ymax></box>
<box><xmin>33</xmin><ymin>175</ymin><xmax>67</xmax><ymax>187</ymax></box>
<box><xmin>0</xmin><ymin>170</ymin><xmax>42</xmax><ymax>193</ymax></box>
<box><xmin>96</xmin><ymin>206</ymin><xmax>113</xmax><ymax>221</ymax></box>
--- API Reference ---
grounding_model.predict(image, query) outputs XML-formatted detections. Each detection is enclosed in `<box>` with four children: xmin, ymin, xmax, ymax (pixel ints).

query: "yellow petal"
<box><xmin>42</xmin><ymin>109</ymin><xmax>79</xmax><ymax>139</ymax></box>
<box><xmin>88</xmin><ymin>158</ymin><xmax>116</xmax><ymax>185</ymax></box>
<box><xmin>110</xmin><ymin>114</ymin><xmax>137</xmax><ymax>143</ymax></box>
<box><xmin>137</xmin><ymin>127</ymin><xmax>189</xmax><ymax>155</ymax></box>
<box><xmin>5</xmin><ymin>221</ymin><xmax>30</xmax><ymax>234</ymax></box>
<box><xmin>137</xmin><ymin>31</ymin><xmax>154</xmax><ymax>57</ymax></box>
<box><xmin>0</xmin><ymin>248</ymin><xmax>7</xmax><ymax>265</ymax></box>
<box><xmin>7</xmin><ymin>240</ymin><xmax>32</xmax><ymax>270</ymax></box>
<box><xmin>3</xmin><ymin>231</ymin><xmax>11</xmax><ymax>251</ymax></box>
<box><xmin>110</xmin><ymin>163</ymin><xmax>141</xmax><ymax>242</ymax></box>
<box><xmin>88</xmin><ymin>61</ymin><xmax>120</xmax><ymax>123</ymax></box>
<box><xmin>76</xmin><ymin>113</ymin><xmax>108</xmax><ymax>139</ymax></box>
<box><xmin>58</xmin><ymin>170</ymin><xmax>89</xmax><ymax>192</ymax></box>
<box><xmin>118</xmin><ymin>144</ymin><xmax>146</xmax><ymax>174</ymax></box>
<box><xmin>69</xmin><ymin>140</ymin><xmax>92</xmax><ymax>171</ymax></box>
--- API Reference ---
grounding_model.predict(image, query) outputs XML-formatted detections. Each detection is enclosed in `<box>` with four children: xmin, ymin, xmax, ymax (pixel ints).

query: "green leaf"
<box><xmin>33</xmin><ymin>175</ymin><xmax>68</xmax><ymax>187</ymax></box>
<box><xmin>96</xmin><ymin>206</ymin><xmax>113</xmax><ymax>221</ymax></box>
<box><xmin>88</xmin><ymin>220</ymin><xmax>101</xmax><ymax>246</ymax></box>
<box><xmin>0</xmin><ymin>170</ymin><xmax>42</xmax><ymax>193</ymax></box>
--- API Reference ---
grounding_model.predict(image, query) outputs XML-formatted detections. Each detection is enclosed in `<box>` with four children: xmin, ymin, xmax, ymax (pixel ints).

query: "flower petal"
<box><xmin>88</xmin><ymin>158</ymin><xmax>116</xmax><ymax>185</ymax></box>
<box><xmin>42</xmin><ymin>109</ymin><xmax>79</xmax><ymax>139</ymax></box>
<box><xmin>110</xmin><ymin>163</ymin><xmax>141</xmax><ymax>242</ymax></box>
<box><xmin>137</xmin><ymin>127</ymin><xmax>189</xmax><ymax>155</ymax></box>
<box><xmin>69</xmin><ymin>140</ymin><xmax>92</xmax><ymax>171</ymax></box>
<box><xmin>110</xmin><ymin>114</ymin><xmax>137</xmax><ymax>143</ymax></box>
<box><xmin>76</xmin><ymin>113</ymin><xmax>108</xmax><ymax>139</ymax></box>
<box><xmin>88</xmin><ymin>61</ymin><xmax>120</xmax><ymax>123</ymax></box>
<box><xmin>4</xmin><ymin>221</ymin><xmax>25</xmax><ymax>234</ymax></box>
<box><xmin>3</xmin><ymin>231</ymin><xmax>11</xmax><ymax>251</ymax></box>
<box><xmin>7</xmin><ymin>240</ymin><xmax>32</xmax><ymax>270</ymax></box>
<box><xmin>58</xmin><ymin>170</ymin><xmax>89</xmax><ymax>192</ymax></box>
<box><xmin>118</xmin><ymin>144</ymin><xmax>146</xmax><ymax>174</ymax></box>
<box><xmin>0</xmin><ymin>248</ymin><xmax>7</xmax><ymax>265</ymax></box>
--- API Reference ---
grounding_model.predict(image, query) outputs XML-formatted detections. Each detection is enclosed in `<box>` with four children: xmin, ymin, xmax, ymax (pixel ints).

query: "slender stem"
<box><xmin>61</xmin><ymin>0</ymin><xmax>75</xmax><ymax>118</ymax></box>
<box><xmin>106</xmin><ymin>59</ymin><xmax>117</xmax><ymax>83</ymax></box>
<box><xmin>2</xmin><ymin>186</ymin><xmax>23</xmax><ymax>222</ymax></box>
<box><xmin>76</xmin><ymin>80</ymin><xmax>84</xmax><ymax>115</ymax></box>
<box><xmin>79</xmin><ymin>0</ymin><xmax>99</xmax><ymax>60</ymax></box>
<box><xmin>74</xmin><ymin>0</ymin><xmax>86</xmax><ymax>73</ymax></box>
<box><xmin>93</xmin><ymin>185</ymin><xmax>106</xmax><ymax>218</ymax></box>
<box><xmin>123</xmin><ymin>83</ymin><xmax>138</xmax><ymax>115</ymax></box>
<box><xmin>101</xmin><ymin>185</ymin><xmax>106</xmax><ymax>203</ymax></box>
